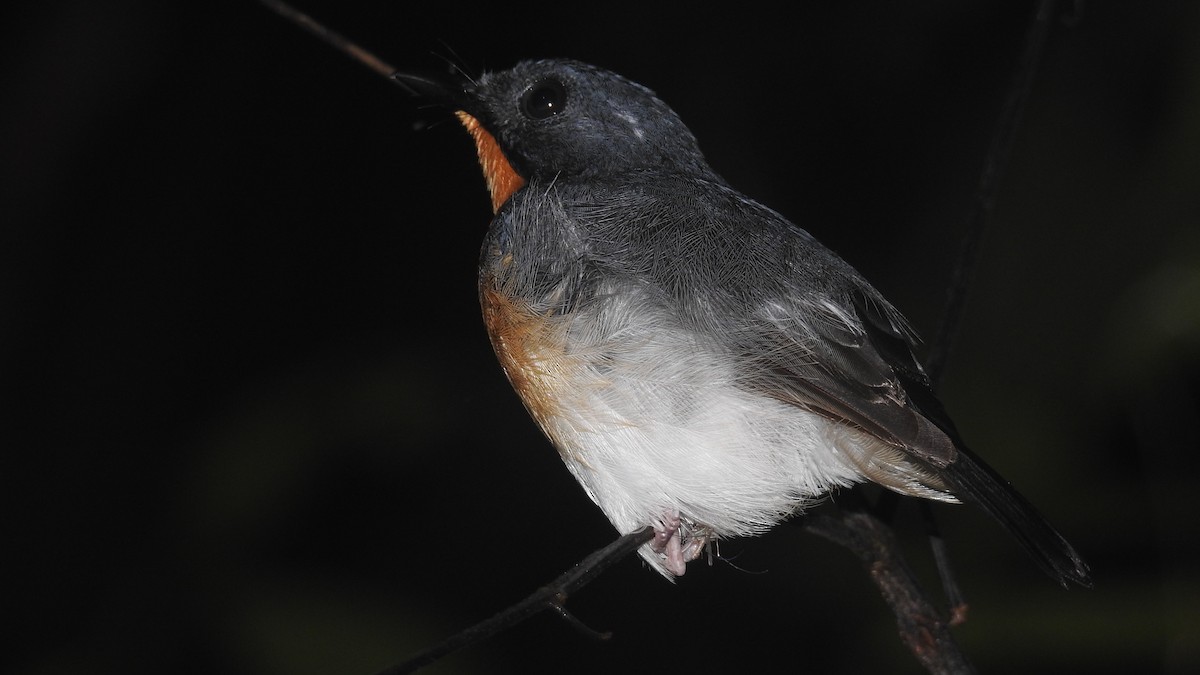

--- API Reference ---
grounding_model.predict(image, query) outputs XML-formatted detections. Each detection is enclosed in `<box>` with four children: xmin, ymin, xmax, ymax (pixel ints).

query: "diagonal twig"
<box><xmin>925</xmin><ymin>0</ymin><xmax>1060</xmax><ymax>387</ymax></box>
<box><xmin>802</xmin><ymin>510</ymin><xmax>977</xmax><ymax>675</ymax></box>
<box><xmin>258</xmin><ymin>0</ymin><xmax>397</xmax><ymax>78</ymax></box>
<box><xmin>374</xmin><ymin>526</ymin><xmax>655</xmax><ymax>675</ymax></box>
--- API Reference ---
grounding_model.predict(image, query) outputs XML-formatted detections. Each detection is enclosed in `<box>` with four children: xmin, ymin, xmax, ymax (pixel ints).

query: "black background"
<box><xmin>5</xmin><ymin>1</ymin><xmax>1198</xmax><ymax>673</ymax></box>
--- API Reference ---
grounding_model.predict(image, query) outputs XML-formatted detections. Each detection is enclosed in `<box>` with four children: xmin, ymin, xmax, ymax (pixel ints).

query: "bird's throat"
<box><xmin>456</xmin><ymin>111</ymin><xmax>525</xmax><ymax>214</ymax></box>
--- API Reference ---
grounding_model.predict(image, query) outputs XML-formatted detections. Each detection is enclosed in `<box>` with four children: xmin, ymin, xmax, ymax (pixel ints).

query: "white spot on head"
<box><xmin>616</xmin><ymin>111</ymin><xmax>646</xmax><ymax>140</ymax></box>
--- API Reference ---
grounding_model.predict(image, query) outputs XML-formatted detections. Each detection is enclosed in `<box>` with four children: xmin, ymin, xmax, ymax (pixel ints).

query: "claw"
<box><xmin>650</xmin><ymin>512</ymin><xmax>703</xmax><ymax>576</ymax></box>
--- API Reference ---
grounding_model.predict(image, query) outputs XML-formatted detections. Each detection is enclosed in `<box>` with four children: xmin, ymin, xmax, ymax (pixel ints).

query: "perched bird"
<box><xmin>394</xmin><ymin>59</ymin><xmax>1090</xmax><ymax>587</ymax></box>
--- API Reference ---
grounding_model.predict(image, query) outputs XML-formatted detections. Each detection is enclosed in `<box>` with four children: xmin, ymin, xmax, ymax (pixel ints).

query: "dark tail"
<box><xmin>849</xmin><ymin>290</ymin><xmax>1092</xmax><ymax>587</ymax></box>
<box><xmin>941</xmin><ymin>446</ymin><xmax>1092</xmax><ymax>588</ymax></box>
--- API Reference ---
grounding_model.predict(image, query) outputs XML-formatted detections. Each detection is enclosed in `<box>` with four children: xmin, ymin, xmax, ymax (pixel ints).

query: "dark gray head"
<box><xmin>400</xmin><ymin>59</ymin><xmax>717</xmax><ymax>183</ymax></box>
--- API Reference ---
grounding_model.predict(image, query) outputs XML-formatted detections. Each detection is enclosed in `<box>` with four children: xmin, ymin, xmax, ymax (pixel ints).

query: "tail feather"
<box><xmin>941</xmin><ymin>447</ymin><xmax>1092</xmax><ymax>588</ymax></box>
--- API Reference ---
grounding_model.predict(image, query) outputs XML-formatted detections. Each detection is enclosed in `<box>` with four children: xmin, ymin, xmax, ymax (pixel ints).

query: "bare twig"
<box><xmin>374</xmin><ymin>527</ymin><xmax>655</xmax><ymax>675</ymax></box>
<box><xmin>925</xmin><ymin>0</ymin><xmax>1059</xmax><ymax>386</ymax></box>
<box><xmin>258</xmin><ymin>0</ymin><xmax>397</xmax><ymax>78</ymax></box>
<box><xmin>802</xmin><ymin>510</ymin><xmax>977</xmax><ymax>675</ymax></box>
<box><xmin>920</xmin><ymin>501</ymin><xmax>970</xmax><ymax>626</ymax></box>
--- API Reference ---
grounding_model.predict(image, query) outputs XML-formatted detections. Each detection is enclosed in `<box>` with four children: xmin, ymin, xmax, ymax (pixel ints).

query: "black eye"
<box><xmin>520</xmin><ymin>79</ymin><xmax>567</xmax><ymax>120</ymax></box>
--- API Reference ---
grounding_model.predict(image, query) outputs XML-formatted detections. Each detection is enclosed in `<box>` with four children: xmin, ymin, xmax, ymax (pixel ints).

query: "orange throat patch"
<box><xmin>456</xmin><ymin>111</ymin><xmax>526</xmax><ymax>213</ymax></box>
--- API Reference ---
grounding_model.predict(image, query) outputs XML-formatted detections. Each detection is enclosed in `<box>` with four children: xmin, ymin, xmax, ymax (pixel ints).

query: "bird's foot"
<box><xmin>651</xmin><ymin>511</ymin><xmax>708</xmax><ymax>576</ymax></box>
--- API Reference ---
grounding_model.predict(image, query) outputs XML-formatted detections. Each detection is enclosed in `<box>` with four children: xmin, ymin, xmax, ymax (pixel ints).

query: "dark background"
<box><xmin>4</xmin><ymin>1</ymin><xmax>1198</xmax><ymax>673</ymax></box>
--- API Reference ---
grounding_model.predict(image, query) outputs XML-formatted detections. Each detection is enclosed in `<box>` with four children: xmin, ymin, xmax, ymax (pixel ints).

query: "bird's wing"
<box><xmin>572</xmin><ymin>182</ymin><xmax>1091</xmax><ymax>586</ymax></box>
<box><xmin>736</xmin><ymin>283</ymin><xmax>1093</xmax><ymax>586</ymax></box>
<box><xmin>735</xmin><ymin>284</ymin><xmax>963</xmax><ymax>498</ymax></box>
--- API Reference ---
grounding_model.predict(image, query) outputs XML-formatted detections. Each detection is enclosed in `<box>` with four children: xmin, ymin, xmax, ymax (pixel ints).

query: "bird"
<box><xmin>392</xmin><ymin>58</ymin><xmax>1091</xmax><ymax>587</ymax></box>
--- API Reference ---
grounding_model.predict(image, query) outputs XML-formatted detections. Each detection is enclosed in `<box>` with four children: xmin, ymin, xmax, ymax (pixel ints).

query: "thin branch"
<box><xmin>258</xmin><ymin>0</ymin><xmax>397</xmax><ymax>78</ymax></box>
<box><xmin>374</xmin><ymin>527</ymin><xmax>655</xmax><ymax>675</ymax></box>
<box><xmin>925</xmin><ymin>0</ymin><xmax>1059</xmax><ymax>386</ymax></box>
<box><xmin>802</xmin><ymin>510</ymin><xmax>977</xmax><ymax>675</ymax></box>
<box><xmin>920</xmin><ymin>501</ymin><xmax>970</xmax><ymax>626</ymax></box>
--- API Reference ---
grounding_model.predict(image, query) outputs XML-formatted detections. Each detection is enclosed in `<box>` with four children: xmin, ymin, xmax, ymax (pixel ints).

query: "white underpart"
<box><xmin>528</xmin><ymin>284</ymin><xmax>868</xmax><ymax>579</ymax></box>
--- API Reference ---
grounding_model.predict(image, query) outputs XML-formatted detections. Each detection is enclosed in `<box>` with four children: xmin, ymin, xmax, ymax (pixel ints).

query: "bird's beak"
<box><xmin>390</xmin><ymin>70</ymin><xmax>476</xmax><ymax>115</ymax></box>
<box><xmin>391</xmin><ymin>70</ymin><xmax>524</xmax><ymax>214</ymax></box>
